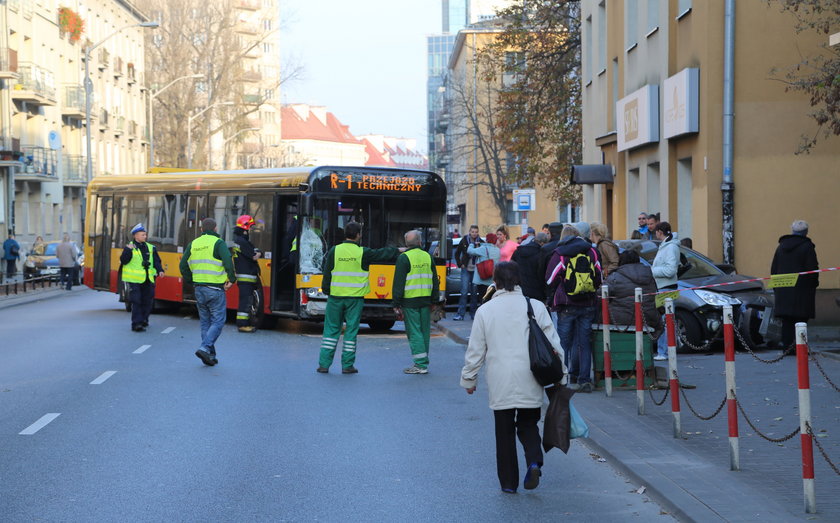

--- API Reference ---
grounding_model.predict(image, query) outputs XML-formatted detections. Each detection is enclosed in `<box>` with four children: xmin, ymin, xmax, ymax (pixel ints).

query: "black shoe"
<box><xmin>342</xmin><ymin>366</ymin><xmax>358</xmax><ymax>374</ymax></box>
<box><xmin>142</xmin><ymin>321</ymin><xmax>149</xmax><ymax>328</ymax></box>
<box><xmin>578</xmin><ymin>382</ymin><xmax>594</xmax><ymax>393</ymax></box>
<box><xmin>316</xmin><ymin>367</ymin><xmax>329</xmax><ymax>373</ymax></box>
<box><xmin>523</xmin><ymin>463</ymin><xmax>541</xmax><ymax>490</ymax></box>
<box><xmin>195</xmin><ymin>349</ymin><xmax>215</xmax><ymax>366</ymax></box>
<box><xmin>501</xmin><ymin>487</ymin><xmax>517</xmax><ymax>494</ymax></box>
<box><xmin>132</xmin><ymin>325</ymin><xmax>145</xmax><ymax>332</ymax></box>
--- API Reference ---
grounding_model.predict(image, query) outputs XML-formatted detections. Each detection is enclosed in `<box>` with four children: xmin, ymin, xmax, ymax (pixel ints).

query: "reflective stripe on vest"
<box><xmin>122</xmin><ymin>244</ymin><xmax>155</xmax><ymax>284</ymax></box>
<box><xmin>403</xmin><ymin>248</ymin><xmax>433</xmax><ymax>298</ymax></box>
<box><xmin>236</xmin><ymin>273</ymin><xmax>258</xmax><ymax>283</ymax></box>
<box><xmin>187</xmin><ymin>234</ymin><xmax>227</xmax><ymax>284</ymax></box>
<box><xmin>331</xmin><ymin>242</ymin><xmax>369</xmax><ymax>297</ymax></box>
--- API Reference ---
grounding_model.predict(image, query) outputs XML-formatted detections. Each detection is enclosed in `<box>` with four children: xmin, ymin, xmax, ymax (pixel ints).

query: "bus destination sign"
<box><xmin>329</xmin><ymin>172</ymin><xmax>423</xmax><ymax>193</ymax></box>
<box><xmin>309</xmin><ymin>169</ymin><xmax>445</xmax><ymax>198</ymax></box>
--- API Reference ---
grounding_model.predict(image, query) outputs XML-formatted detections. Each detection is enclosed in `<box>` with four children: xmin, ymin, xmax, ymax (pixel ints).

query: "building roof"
<box><xmin>360</xmin><ymin>134</ymin><xmax>428</xmax><ymax>169</ymax></box>
<box><xmin>280</xmin><ymin>104</ymin><xmax>361</xmax><ymax>145</ymax></box>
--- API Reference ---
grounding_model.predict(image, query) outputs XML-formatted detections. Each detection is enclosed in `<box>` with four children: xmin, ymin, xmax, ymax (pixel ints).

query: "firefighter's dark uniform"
<box><xmin>392</xmin><ymin>246</ymin><xmax>440</xmax><ymax>372</ymax></box>
<box><xmin>233</xmin><ymin>227</ymin><xmax>261</xmax><ymax>331</ymax></box>
<box><xmin>317</xmin><ymin>240</ymin><xmax>398</xmax><ymax>372</ymax></box>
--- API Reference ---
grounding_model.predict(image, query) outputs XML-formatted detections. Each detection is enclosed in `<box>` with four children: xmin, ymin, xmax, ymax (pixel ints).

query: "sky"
<box><xmin>280</xmin><ymin>0</ymin><xmax>441</xmax><ymax>151</ymax></box>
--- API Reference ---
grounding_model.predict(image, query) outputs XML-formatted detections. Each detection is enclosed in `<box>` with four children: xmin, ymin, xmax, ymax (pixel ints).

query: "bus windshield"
<box><xmin>299</xmin><ymin>195</ymin><xmax>443</xmax><ymax>275</ymax></box>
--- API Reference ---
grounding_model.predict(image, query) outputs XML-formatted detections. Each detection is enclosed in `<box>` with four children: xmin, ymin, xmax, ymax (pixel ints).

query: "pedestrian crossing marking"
<box><xmin>19</xmin><ymin>413</ymin><xmax>60</xmax><ymax>435</ymax></box>
<box><xmin>133</xmin><ymin>344</ymin><xmax>151</xmax><ymax>354</ymax></box>
<box><xmin>162</xmin><ymin>327</ymin><xmax>175</xmax><ymax>334</ymax></box>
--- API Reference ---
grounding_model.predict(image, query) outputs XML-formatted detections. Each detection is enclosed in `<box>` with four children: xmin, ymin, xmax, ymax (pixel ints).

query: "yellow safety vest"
<box><xmin>122</xmin><ymin>243</ymin><xmax>156</xmax><ymax>284</ymax></box>
<box><xmin>330</xmin><ymin>242</ymin><xmax>369</xmax><ymax>297</ymax></box>
<box><xmin>187</xmin><ymin>234</ymin><xmax>227</xmax><ymax>284</ymax></box>
<box><xmin>403</xmin><ymin>248</ymin><xmax>434</xmax><ymax>298</ymax></box>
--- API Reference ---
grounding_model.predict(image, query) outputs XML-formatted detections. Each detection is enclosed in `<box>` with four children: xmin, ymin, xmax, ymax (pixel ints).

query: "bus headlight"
<box><xmin>305</xmin><ymin>287</ymin><xmax>327</xmax><ymax>299</ymax></box>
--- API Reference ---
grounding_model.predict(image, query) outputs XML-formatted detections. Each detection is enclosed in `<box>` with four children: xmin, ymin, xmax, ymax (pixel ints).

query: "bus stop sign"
<box><xmin>512</xmin><ymin>189</ymin><xmax>535</xmax><ymax>212</ymax></box>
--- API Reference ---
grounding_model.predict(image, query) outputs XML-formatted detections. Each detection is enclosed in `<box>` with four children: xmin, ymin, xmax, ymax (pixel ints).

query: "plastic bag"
<box><xmin>569</xmin><ymin>401</ymin><xmax>589</xmax><ymax>439</ymax></box>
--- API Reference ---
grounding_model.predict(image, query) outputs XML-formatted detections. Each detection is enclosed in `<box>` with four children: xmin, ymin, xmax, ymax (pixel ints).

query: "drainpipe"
<box><xmin>721</xmin><ymin>0</ymin><xmax>736</xmax><ymax>266</ymax></box>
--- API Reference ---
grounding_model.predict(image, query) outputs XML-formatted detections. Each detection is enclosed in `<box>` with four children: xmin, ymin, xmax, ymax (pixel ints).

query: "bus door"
<box><xmin>270</xmin><ymin>194</ymin><xmax>298</xmax><ymax>312</ymax></box>
<box><xmin>181</xmin><ymin>193</ymin><xmax>206</xmax><ymax>302</ymax></box>
<box><xmin>91</xmin><ymin>194</ymin><xmax>114</xmax><ymax>290</ymax></box>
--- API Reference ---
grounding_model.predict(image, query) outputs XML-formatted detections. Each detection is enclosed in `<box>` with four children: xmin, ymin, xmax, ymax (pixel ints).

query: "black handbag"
<box><xmin>526</xmin><ymin>298</ymin><xmax>565</xmax><ymax>386</ymax></box>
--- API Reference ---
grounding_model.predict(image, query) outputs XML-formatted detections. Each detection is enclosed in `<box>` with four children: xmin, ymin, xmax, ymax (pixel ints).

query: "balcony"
<box><xmin>128</xmin><ymin>120</ymin><xmax>138</xmax><ymax>140</ymax></box>
<box><xmin>242</xmin><ymin>93</ymin><xmax>261</xmax><ymax>104</ymax></box>
<box><xmin>236</xmin><ymin>22</ymin><xmax>259</xmax><ymax>35</ymax></box>
<box><xmin>12</xmin><ymin>63</ymin><xmax>57</xmax><ymax>106</ymax></box>
<box><xmin>97</xmin><ymin>48</ymin><xmax>110</xmax><ymax>71</ymax></box>
<box><xmin>242</xmin><ymin>69</ymin><xmax>262</xmax><ymax>82</ymax></box>
<box><xmin>62</xmin><ymin>85</ymin><xmax>86</xmax><ymax>119</ymax></box>
<box><xmin>114</xmin><ymin>116</ymin><xmax>125</xmax><ymax>136</ymax></box>
<box><xmin>19</xmin><ymin>145</ymin><xmax>58</xmax><ymax>180</ymax></box>
<box><xmin>0</xmin><ymin>48</ymin><xmax>19</xmax><ymax>79</ymax></box>
<box><xmin>63</xmin><ymin>155</ymin><xmax>87</xmax><ymax>185</ymax></box>
<box><xmin>98</xmin><ymin>109</ymin><xmax>109</xmax><ymax>129</ymax></box>
<box><xmin>113</xmin><ymin>56</ymin><xmax>124</xmax><ymax>78</ymax></box>
<box><xmin>239</xmin><ymin>141</ymin><xmax>262</xmax><ymax>153</ymax></box>
<box><xmin>127</xmin><ymin>63</ymin><xmax>136</xmax><ymax>85</ymax></box>
<box><xmin>247</xmin><ymin>117</ymin><xmax>262</xmax><ymax>128</ymax></box>
<box><xmin>234</xmin><ymin>0</ymin><xmax>261</xmax><ymax>10</ymax></box>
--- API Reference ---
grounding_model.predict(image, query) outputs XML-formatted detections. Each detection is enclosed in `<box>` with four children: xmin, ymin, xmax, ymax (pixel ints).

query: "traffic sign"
<box><xmin>512</xmin><ymin>189</ymin><xmax>535</xmax><ymax>211</ymax></box>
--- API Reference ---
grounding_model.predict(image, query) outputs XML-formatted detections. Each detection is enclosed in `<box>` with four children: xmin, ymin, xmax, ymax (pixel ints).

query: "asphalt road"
<box><xmin>0</xmin><ymin>289</ymin><xmax>672</xmax><ymax>522</ymax></box>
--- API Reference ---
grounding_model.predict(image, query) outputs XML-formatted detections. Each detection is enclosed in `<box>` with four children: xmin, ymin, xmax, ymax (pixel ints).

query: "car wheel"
<box><xmin>737</xmin><ymin>307</ymin><xmax>763</xmax><ymax>351</ymax></box>
<box><xmin>675</xmin><ymin>310</ymin><xmax>706</xmax><ymax>353</ymax></box>
<box><xmin>367</xmin><ymin>320</ymin><xmax>395</xmax><ymax>332</ymax></box>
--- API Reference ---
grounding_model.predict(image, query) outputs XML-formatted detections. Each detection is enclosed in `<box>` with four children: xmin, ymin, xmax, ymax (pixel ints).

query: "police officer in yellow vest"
<box><xmin>179</xmin><ymin>218</ymin><xmax>236</xmax><ymax>366</ymax></box>
<box><xmin>120</xmin><ymin>223</ymin><xmax>164</xmax><ymax>332</ymax></box>
<box><xmin>317</xmin><ymin>221</ymin><xmax>400</xmax><ymax>374</ymax></box>
<box><xmin>392</xmin><ymin>230</ymin><xmax>440</xmax><ymax>374</ymax></box>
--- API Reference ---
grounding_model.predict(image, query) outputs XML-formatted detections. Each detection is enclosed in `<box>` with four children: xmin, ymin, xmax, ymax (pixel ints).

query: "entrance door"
<box><xmin>91</xmin><ymin>194</ymin><xmax>113</xmax><ymax>290</ymax></box>
<box><xmin>270</xmin><ymin>194</ymin><xmax>298</xmax><ymax>311</ymax></box>
<box><xmin>181</xmin><ymin>193</ymin><xmax>206</xmax><ymax>302</ymax></box>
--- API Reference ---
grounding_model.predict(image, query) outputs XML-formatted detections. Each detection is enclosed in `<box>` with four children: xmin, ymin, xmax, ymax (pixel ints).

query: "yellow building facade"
<box><xmin>581</xmin><ymin>0</ymin><xmax>840</xmax><ymax>321</ymax></box>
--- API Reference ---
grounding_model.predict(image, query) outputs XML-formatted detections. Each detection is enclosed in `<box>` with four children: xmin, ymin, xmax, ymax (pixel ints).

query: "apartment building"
<box><xmin>0</xmin><ymin>0</ymin><xmax>150</xmax><ymax>248</ymax></box>
<box><xmin>580</xmin><ymin>0</ymin><xmax>839</xmax><ymax>318</ymax></box>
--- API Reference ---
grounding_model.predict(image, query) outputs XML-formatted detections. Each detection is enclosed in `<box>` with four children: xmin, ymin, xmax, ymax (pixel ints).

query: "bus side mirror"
<box><xmin>300</xmin><ymin>192</ymin><xmax>313</xmax><ymax>216</ymax></box>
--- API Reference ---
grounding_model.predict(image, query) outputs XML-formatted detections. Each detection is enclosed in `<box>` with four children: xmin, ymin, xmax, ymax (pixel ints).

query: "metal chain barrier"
<box><xmin>733</xmin><ymin>391</ymin><xmax>800</xmax><ymax>443</ymax></box>
<box><xmin>731</xmin><ymin>322</ymin><xmax>794</xmax><ymax>364</ymax></box>
<box><xmin>807</xmin><ymin>422</ymin><xmax>840</xmax><ymax>476</ymax></box>
<box><xmin>678</xmin><ymin>326</ymin><xmax>720</xmax><ymax>352</ymax></box>
<box><xmin>809</xmin><ymin>355</ymin><xmax>840</xmax><ymax>394</ymax></box>
<box><xmin>680</xmin><ymin>387</ymin><xmax>727</xmax><ymax>421</ymax></box>
<box><xmin>648</xmin><ymin>384</ymin><xmax>669</xmax><ymax>406</ymax></box>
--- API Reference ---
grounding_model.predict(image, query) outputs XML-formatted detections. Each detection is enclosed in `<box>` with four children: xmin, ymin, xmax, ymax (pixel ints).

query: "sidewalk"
<box><xmin>436</xmin><ymin>315</ymin><xmax>840</xmax><ymax>521</ymax></box>
<box><xmin>0</xmin><ymin>279</ymin><xmax>85</xmax><ymax>310</ymax></box>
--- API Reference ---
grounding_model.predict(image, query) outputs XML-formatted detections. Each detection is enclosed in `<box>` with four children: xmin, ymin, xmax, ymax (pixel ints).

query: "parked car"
<box><xmin>616</xmin><ymin>240</ymin><xmax>782</xmax><ymax>351</ymax></box>
<box><xmin>23</xmin><ymin>241</ymin><xmax>84</xmax><ymax>285</ymax></box>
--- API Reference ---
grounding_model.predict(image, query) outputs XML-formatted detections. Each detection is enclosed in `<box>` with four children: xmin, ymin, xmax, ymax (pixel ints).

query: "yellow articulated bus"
<box><xmin>83</xmin><ymin>166</ymin><xmax>448</xmax><ymax>330</ymax></box>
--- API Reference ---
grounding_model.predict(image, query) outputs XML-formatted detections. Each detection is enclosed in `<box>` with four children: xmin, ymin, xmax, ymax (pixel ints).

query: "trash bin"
<box><xmin>592</xmin><ymin>324</ymin><xmax>655</xmax><ymax>389</ymax></box>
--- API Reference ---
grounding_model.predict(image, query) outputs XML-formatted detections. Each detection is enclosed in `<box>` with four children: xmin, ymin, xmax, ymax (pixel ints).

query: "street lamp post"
<box><xmin>148</xmin><ymin>74</ymin><xmax>204</xmax><ymax>167</ymax></box>
<box><xmin>187</xmin><ymin>102</ymin><xmax>234</xmax><ymax>169</ymax></box>
<box><xmin>84</xmin><ymin>21</ymin><xmax>159</xmax><ymax>182</ymax></box>
<box><xmin>223</xmin><ymin>128</ymin><xmax>260</xmax><ymax>169</ymax></box>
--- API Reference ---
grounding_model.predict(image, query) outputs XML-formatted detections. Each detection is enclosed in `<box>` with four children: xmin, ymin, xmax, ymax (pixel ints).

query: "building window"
<box><xmin>625</xmin><ymin>0</ymin><xmax>638</xmax><ymax>51</ymax></box>
<box><xmin>597</xmin><ymin>2</ymin><xmax>606</xmax><ymax>73</ymax></box>
<box><xmin>611</xmin><ymin>58</ymin><xmax>618</xmax><ymax>130</ymax></box>
<box><xmin>647</xmin><ymin>0</ymin><xmax>658</xmax><ymax>34</ymax></box>
<box><xmin>262</xmin><ymin>19</ymin><xmax>272</xmax><ymax>31</ymax></box>
<box><xmin>584</xmin><ymin>15</ymin><xmax>592</xmax><ymax>84</ymax></box>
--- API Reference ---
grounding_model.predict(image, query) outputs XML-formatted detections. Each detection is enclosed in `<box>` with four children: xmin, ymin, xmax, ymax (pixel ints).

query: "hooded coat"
<box><xmin>770</xmin><ymin>234</ymin><xmax>819</xmax><ymax>319</ymax></box>
<box><xmin>605</xmin><ymin>262</ymin><xmax>663</xmax><ymax>338</ymax></box>
<box><xmin>545</xmin><ymin>236</ymin><xmax>602</xmax><ymax>308</ymax></box>
<box><xmin>651</xmin><ymin>235</ymin><xmax>680</xmax><ymax>289</ymax></box>
<box><xmin>511</xmin><ymin>240</ymin><xmax>545</xmax><ymax>301</ymax></box>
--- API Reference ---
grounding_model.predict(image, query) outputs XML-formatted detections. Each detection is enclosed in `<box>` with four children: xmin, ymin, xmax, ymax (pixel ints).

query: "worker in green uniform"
<box><xmin>316</xmin><ymin>221</ymin><xmax>400</xmax><ymax>374</ymax></box>
<box><xmin>392</xmin><ymin>230</ymin><xmax>440</xmax><ymax>374</ymax></box>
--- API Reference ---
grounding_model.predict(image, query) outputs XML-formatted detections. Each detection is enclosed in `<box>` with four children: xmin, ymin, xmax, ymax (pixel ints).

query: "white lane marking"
<box><xmin>20</xmin><ymin>413</ymin><xmax>61</xmax><ymax>435</ymax></box>
<box><xmin>183</xmin><ymin>315</ymin><xmax>192</xmax><ymax>319</ymax></box>
<box><xmin>133</xmin><ymin>344</ymin><xmax>151</xmax><ymax>354</ymax></box>
<box><xmin>162</xmin><ymin>327</ymin><xmax>175</xmax><ymax>334</ymax></box>
<box><xmin>90</xmin><ymin>371</ymin><xmax>117</xmax><ymax>385</ymax></box>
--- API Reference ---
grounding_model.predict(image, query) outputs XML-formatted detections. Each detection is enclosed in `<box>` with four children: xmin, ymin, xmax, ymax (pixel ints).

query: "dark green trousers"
<box><xmin>403</xmin><ymin>306</ymin><xmax>430</xmax><ymax>369</ymax></box>
<box><xmin>319</xmin><ymin>296</ymin><xmax>363</xmax><ymax>369</ymax></box>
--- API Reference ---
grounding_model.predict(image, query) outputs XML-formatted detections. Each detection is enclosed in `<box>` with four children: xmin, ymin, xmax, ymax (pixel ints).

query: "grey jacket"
<box><xmin>56</xmin><ymin>241</ymin><xmax>78</xmax><ymax>268</ymax></box>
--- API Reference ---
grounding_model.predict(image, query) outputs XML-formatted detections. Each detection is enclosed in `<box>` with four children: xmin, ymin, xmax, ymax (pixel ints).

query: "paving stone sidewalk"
<box><xmin>436</xmin><ymin>316</ymin><xmax>840</xmax><ymax>521</ymax></box>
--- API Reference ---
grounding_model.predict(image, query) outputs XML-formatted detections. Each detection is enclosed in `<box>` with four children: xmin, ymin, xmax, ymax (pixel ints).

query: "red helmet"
<box><xmin>236</xmin><ymin>215</ymin><xmax>255</xmax><ymax>230</ymax></box>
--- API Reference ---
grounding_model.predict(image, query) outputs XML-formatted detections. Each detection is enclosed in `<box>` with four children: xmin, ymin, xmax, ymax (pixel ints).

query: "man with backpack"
<box><xmin>545</xmin><ymin>225</ymin><xmax>602</xmax><ymax>392</ymax></box>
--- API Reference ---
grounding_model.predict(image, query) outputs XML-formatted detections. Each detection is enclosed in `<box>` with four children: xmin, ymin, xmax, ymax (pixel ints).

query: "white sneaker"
<box><xmin>653</xmin><ymin>354</ymin><xmax>668</xmax><ymax>361</ymax></box>
<box><xmin>404</xmin><ymin>365</ymin><xmax>429</xmax><ymax>374</ymax></box>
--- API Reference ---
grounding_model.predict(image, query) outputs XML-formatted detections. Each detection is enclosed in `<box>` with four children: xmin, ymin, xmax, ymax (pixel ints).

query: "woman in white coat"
<box><xmin>651</xmin><ymin>221</ymin><xmax>680</xmax><ymax>359</ymax></box>
<box><xmin>461</xmin><ymin>261</ymin><xmax>566</xmax><ymax>494</ymax></box>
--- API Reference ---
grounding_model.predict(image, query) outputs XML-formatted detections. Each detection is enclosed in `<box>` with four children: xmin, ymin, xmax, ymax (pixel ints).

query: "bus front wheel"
<box><xmin>367</xmin><ymin>320</ymin><xmax>395</xmax><ymax>332</ymax></box>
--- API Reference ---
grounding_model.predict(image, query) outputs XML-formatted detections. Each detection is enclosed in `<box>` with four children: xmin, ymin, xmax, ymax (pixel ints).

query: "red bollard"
<box><xmin>723</xmin><ymin>305</ymin><xmax>739</xmax><ymax>471</ymax></box>
<box><xmin>601</xmin><ymin>285</ymin><xmax>612</xmax><ymax>397</ymax></box>
<box><xmin>634</xmin><ymin>287</ymin><xmax>644</xmax><ymax>415</ymax></box>
<box><xmin>796</xmin><ymin>322</ymin><xmax>816</xmax><ymax>513</ymax></box>
<box><xmin>665</xmin><ymin>298</ymin><xmax>681</xmax><ymax>438</ymax></box>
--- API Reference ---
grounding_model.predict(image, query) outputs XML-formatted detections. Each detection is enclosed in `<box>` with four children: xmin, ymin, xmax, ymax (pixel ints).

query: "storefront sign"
<box><xmin>664</xmin><ymin>68</ymin><xmax>699</xmax><ymax>139</ymax></box>
<box><xmin>617</xmin><ymin>84</ymin><xmax>659</xmax><ymax>152</ymax></box>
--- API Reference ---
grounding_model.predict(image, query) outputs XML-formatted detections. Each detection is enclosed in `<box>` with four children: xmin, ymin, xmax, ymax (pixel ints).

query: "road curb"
<box><xmin>0</xmin><ymin>285</ymin><xmax>85</xmax><ymax>311</ymax></box>
<box><xmin>433</xmin><ymin>322</ymin><xmax>469</xmax><ymax>346</ymax></box>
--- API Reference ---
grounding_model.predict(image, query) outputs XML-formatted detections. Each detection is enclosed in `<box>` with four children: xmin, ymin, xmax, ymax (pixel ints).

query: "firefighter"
<box><xmin>392</xmin><ymin>229</ymin><xmax>440</xmax><ymax>374</ymax></box>
<box><xmin>233</xmin><ymin>214</ymin><xmax>262</xmax><ymax>332</ymax></box>
<box><xmin>120</xmin><ymin>223</ymin><xmax>164</xmax><ymax>332</ymax></box>
<box><xmin>316</xmin><ymin>221</ymin><xmax>401</xmax><ymax>374</ymax></box>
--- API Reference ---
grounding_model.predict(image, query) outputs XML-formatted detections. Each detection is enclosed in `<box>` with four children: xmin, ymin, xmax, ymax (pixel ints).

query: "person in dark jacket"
<box><xmin>538</xmin><ymin>222</ymin><xmax>565</xmax><ymax>301</ymax></box>
<box><xmin>545</xmin><ymin>226</ymin><xmax>603</xmax><ymax>392</ymax></box>
<box><xmin>770</xmin><ymin>220</ymin><xmax>819</xmax><ymax>349</ymax></box>
<box><xmin>512</xmin><ymin>231</ymin><xmax>548</xmax><ymax>301</ymax></box>
<box><xmin>453</xmin><ymin>225</ymin><xmax>482</xmax><ymax>320</ymax></box>
<box><xmin>605</xmin><ymin>250</ymin><xmax>662</xmax><ymax>339</ymax></box>
<box><xmin>233</xmin><ymin>215</ymin><xmax>262</xmax><ymax>333</ymax></box>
